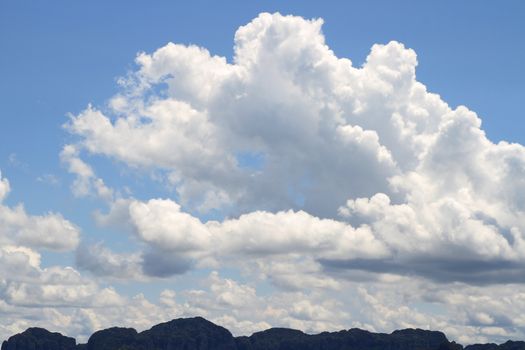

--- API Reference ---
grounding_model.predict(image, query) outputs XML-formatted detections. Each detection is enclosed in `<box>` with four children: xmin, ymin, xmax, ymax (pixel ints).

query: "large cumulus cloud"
<box><xmin>66</xmin><ymin>13</ymin><xmax>525</xmax><ymax>286</ymax></box>
<box><xmin>13</xmin><ymin>12</ymin><xmax>522</xmax><ymax>343</ymax></box>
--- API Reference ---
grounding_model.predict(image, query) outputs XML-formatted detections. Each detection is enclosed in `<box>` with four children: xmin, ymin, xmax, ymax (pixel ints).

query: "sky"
<box><xmin>1</xmin><ymin>0</ymin><xmax>525</xmax><ymax>345</ymax></box>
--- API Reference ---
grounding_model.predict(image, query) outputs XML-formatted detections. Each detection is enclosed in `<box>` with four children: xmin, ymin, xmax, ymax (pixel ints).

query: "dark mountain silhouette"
<box><xmin>83</xmin><ymin>318</ymin><xmax>236</xmax><ymax>350</ymax></box>
<box><xmin>1</xmin><ymin>316</ymin><xmax>523</xmax><ymax>350</ymax></box>
<box><xmin>235</xmin><ymin>327</ymin><xmax>462</xmax><ymax>350</ymax></box>
<box><xmin>465</xmin><ymin>343</ymin><xmax>525</xmax><ymax>350</ymax></box>
<box><xmin>1</xmin><ymin>327</ymin><xmax>76</xmax><ymax>350</ymax></box>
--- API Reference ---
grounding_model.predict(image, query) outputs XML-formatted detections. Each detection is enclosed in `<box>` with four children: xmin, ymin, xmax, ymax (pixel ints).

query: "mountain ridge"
<box><xmin>2</xmin><ymin>316</ymin><xmax>524</xmax><ymax>350</ymax></box>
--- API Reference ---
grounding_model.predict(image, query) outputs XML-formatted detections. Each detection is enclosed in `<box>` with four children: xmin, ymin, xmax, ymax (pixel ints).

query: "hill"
<box><xmin>2</xmin><ymin>316</ymin><xmax>524</xmax><ymax>350</ymax></box>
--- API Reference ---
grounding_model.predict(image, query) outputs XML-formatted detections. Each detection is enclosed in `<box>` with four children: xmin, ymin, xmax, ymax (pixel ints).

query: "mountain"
<box><xmin>1</xmin><ymin>316</ymin><xmax>523</xmax><ymax>350</ymax></box>
<box><xmin>464</xmin><ymin>342</ymin><xmax>525</xmax><ymax>350</ymax></box>
<box><xmin>84</xmin><ymin>318</ymin><xmax>236</xmax><ymax>350</ymax></box>
<box><xmin>1</xmin><ymin>327</ymin><xmax>76</xmax><ymax>350</ymax></box>
<box><xmin>235</xmin><ymin>327</ymin><xmax>462</xmax><ymax>350</ymax></box>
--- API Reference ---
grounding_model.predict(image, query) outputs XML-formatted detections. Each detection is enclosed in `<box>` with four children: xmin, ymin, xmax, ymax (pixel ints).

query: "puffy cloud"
<box><xmin>0</xmin><ymin>171</ymin><xmax>10</xmax><ymax>202</ymax></box>
<box><xmin>0</xmin><ymin>170</ymin><xmax>80</xmax><ymax>252</ymax></box>
<box><xmin>332</xmin><ymin>189</ymin><xmax>525</xmax><ymax>283</ymax></box>
<box><xmin>164</xmin><ymin>271</ymin><xmax>350</xmax><ymax>335</ymax></box>
<box><xmin>60</xmin><ymin>144</ymin><xmax>114</xmax><ymax>201</ymax></box>
<box><xmin>3</xmin><ymin>266</ymin><xmax>525</xmax><ymax>345</ymax></box>
<box><xmin>86</xmin><ymin>181</ymin><xmax>525</xmax><ymax>285</ymax></box>
<box><xmin>0</xmin><ymin>205</ymin><xmax>80</xmax><ymax>252</ymax></box>
<box><xmin>0</xmin><ymin>171</ymin><xmax>97</xmax><ymax>341</ymax></box>
<box><xmin>18</xmin><ymin>11</ymin><xmax>525</xmax><ymax>343</ymax></box>
<box><xmin>75</xmin><ymin>243</ymin><xmax>143</xmax><ymax>280</ymax></box>
<box><xmin>129</xmin><ymin>199</ymin><xmax>212</xmax><ymax>253</ymax></box>
<box><xmin>353</xmin><ymin>279</ymin><xmax>525</xmax><ymax>345</ymax></box>
<box><xmin>0</xmin><ymin>236</ymin><xmax>126</xmax><ymax>343</ymax></box>
<box><xmin>65</xmin><ymin>13</ymin><xmax>407</xmax><ymax>216</ymax></box>
<box><xmin>0</xmin><ymin>270</ymin><xmax>349</xmax><ymax>343</ymax></box>
<box><xmin>0</xmin><ymin>242</ymin><xmax>128</xmax><ymax>340</ymax></box>
<box><xmin>208</xmin><ymin>271</ymin><xmax>258</xmax><ymax>308</ymax></box>
<box><xmin>80</xmin><ymin>197</ymin><xmax>388</xmax><ymax>278</ymax></box>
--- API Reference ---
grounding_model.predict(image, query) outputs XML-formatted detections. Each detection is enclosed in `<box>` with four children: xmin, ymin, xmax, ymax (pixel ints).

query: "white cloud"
<box><xmin>0</xmin><ymin>204</ymin><xmax>80</xmax><ymax>252</ymax></box>
<box><xmin>0</xmin><ymin>269</ymin><xmax>348</xmax><ymax>343</ymax></box>
<box><xmin>129</xmin><ymin>199</ymin><xmax>212</xmax><ymax>253</ymax></box>
<box><xmin>80</xmin><ymin>197</ymin><xmax>389</xmax><ymax>278</ymax></box>
<box><xmin>0</xmin><ymin>171</ymin><xmax>98</xmax><ymax>342</ymax></box>
<box><xmin>75</xmin><ymin>243</ymin><xmax>143</xmax><ymax>280</ymax></box>
<box><xmin>0</xmin><ymin>170</ymin><xmax>80</xmax><ymax>252</ymax></box>
<box><xmin>37</xmin><ymin>173</ymin><xmax>60</xmax><ymax>187</ymax></box>
<box><xmin>6</xmin><ymin>12</ymin><xmax>525</xmax><ymax>344</ymax></box>
<box><xmin>0</xmin><ymin>171</ymin><xmax>10</xmax><ymax>202</ymax></box>
<box><xmin>65</xmin><ymin>13</ymin><xmax>410</xmax><ymax>216</ymax></box>
<box><xmin>60</xmin><ymin>144</ymin><xmax>114</xmax><ymax>201</ymax></box>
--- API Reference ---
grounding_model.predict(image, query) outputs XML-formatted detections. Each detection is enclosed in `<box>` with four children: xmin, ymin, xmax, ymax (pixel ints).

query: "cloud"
<box><xmin>85</xmin><ymin>183</ymin><xmax>525</xmax><ymax>285</ymax></box>
<box><xmin>0</xmin><ymin>269</ymin><xmax>349</xmax><ymax>343</ymax></box>
<box><xmin>330</xmin><ymin>189</ymin><xmax>525</xmax><ymax>283</ymax></box>
<box><xmin>60</xmin><ymin>144</ymin><xmax>114</xmax><ymax>201</ymax></box>
<box><xmin>63</xmin><ymin>14</ymin><xmax>525</xmax><ymax>283</ymax></box>
<box><xmin>0</xmin><ymin>171</ymin><xmax>10</xmax><ymax>202</ymax></box>
<box><xmin>0</xmin><ymin>171</ymin><xmax>80</xmax><ymax>252</ymax></box>
<box><xmin>0</xmin><ymin>180</ymin><xmax>128</xmax><ymax>344</ymax></box>
<box><xmin>81</xmin><ymin>197</ymin><xmax>388</xmax><ymax>279</ymax></box>
<box><xmin>65</xmin><ymin>13</ymin><xmax>405</xmax><ymax>217</ymax></box>
<box><xmin>15</xmin><ymin>11</ymin><xmax>525</xmax><ymax>343</ymax></box>
<box><xmin>37</xmin><ymin>173</ymin><xmax>60</xmax><ymax>187</ymax></box>
<box><xmin>0</xmin><ymin>206</ymin><xmax>80</xmax><ymax>252</ymax></box>
<box><xmin>75</xmin><ymin>243</ymin><xmax>143</xmax><ymax>280</ymax></box>
<box><xmin>0</xmin><ymin>170</ymin><xmax>100</xmax><ymax>342</ymax></box>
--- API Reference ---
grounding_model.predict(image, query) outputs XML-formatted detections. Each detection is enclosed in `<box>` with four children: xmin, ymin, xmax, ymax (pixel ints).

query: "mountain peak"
<box><xmin>1</xmin><ymin>327</ymin><xmax>76</xmax><ymax>350</ymax></box>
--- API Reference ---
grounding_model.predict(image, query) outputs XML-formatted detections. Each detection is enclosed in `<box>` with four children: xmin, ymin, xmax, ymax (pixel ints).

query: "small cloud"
<box><xmin>7</xmin><ymin>153</ymin><xmax>28</xmax><ymax>170</ymax></box>
<box><xmin>8</xmin><ymin>153</ymin><xmax>18</xmax><ymax>165</ymax></box>
<box><xmin>37</xmin><ymin>173</ymin><xmax>61</xmax><ymax>187</ymax></box>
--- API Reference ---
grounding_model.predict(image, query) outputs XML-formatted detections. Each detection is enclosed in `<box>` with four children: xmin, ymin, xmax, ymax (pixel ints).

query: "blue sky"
<box><xmin>1</xmin><ymin>0</ymin><xmax>524</xmax><ymax>214</ymax></box>
<box><xmin>2</xmin><ymin>1</ymin><xmax>524</xmax><ymax>202</ymax></box>
<box><xmin>1</xmin><ymin>0</ymin><xmax>525</xmax><ymax>345</ymax></box>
